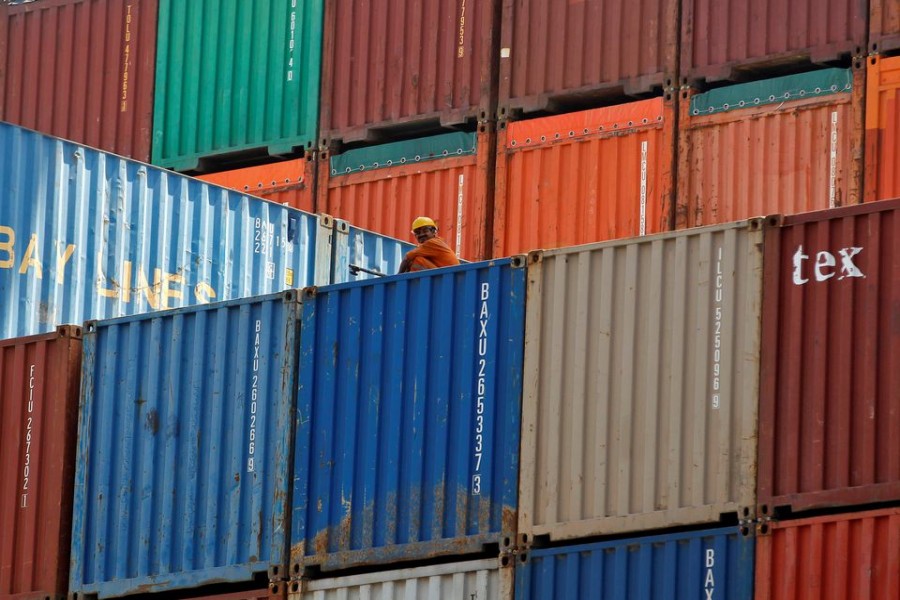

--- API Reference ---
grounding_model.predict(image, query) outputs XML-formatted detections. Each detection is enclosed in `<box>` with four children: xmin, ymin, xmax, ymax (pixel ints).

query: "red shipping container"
<box><xmin>870</xmin><ymin>0</ymin><xmax>900</xmax><ymax>54</ymax></box>
<box><xmin>493</xmin><ymin>96</ymin><xmax>675</xmax><ymax>258</ymax></box>
<box><xmin>0</xmin><ymin>0</ymin><xmax>158</xmax><ymax>162</ymax></box>
<box><xmin>677</xmin><ymin>67</ymin><xmax>865</xmax><ymax>229</ymax></box>
<box><xmin>183</xmin><ymin>587</ymin><xmax>285</xmax><ymax>600</ymax></box>
<box><xmin>755</xmin><ymin>508</ymin><xmax>900</xmax><ymax>600</ymax></box>
<box><xmin>681</xmin><ymin>0</ymin><xmax>867</xmax><ymax>85</ymax></box>
<box><xmin>319</xmin><ymin>0</ymin><xmax>497</xmax><ymax>148</ymax></box>
<box><xmin>319</xmin><ymin>130</ymin><xmax>492</xmax><ymax>261</ymax></box>
<box><xmin>759</xmin><ymin>200</ymin><xmax>900</xmax><ymax>516</ymax></box>
<box><xmin>497</xmin><ymin>0</ymin><xmax>678</xmax><ymax>118</ymax></box>
<box><xmin>0</xmin><ymin>326</ymin><xmax>82</xmax><ymax>600</ymax></box>
<box><xmin>197</xmin><ymin>158</ymin><xmax>316</xmax><ymax>213</ymax></box>
<box><xmin>865</xmin><ymin>54</ymin><xmax>900</xmax><ymax>203</ymax></box>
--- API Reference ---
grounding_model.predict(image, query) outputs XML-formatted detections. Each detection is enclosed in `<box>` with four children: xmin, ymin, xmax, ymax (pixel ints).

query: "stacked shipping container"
<box><xmin>198</xmin><ymin>158</ymin><xmax>317</xmax><ymax>213</ymax></box>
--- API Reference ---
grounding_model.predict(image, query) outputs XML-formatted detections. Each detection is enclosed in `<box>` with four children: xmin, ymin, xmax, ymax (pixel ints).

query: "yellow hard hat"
<box><xmin>411</xmin><ymin>216</ymin><xmax>437</xmax><ymax>233</ymax></box>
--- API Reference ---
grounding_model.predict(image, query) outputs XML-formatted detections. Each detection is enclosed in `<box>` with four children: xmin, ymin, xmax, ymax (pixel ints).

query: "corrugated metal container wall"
<box><xmin>152</xmin><ymin>0</ymin><xmax>323</xmax><ymax>171</ymax></box>
<box><xmin>0</xmin><ymin>0</ymin><xmax>158</xmax><ymax>162</ymax></box>
<box><xmin>70</xmin><ymin>292</ymin><xmax>301</xmax><ymax>598</ymax></box>
<box><xmin>677</xmin><ymin>68</ymin><xmax>864</xmax><ymax>229</ymax></box>
<box><xmin>493</xmin><ymin>96</ymin><xmax>675</xmax><ymax>258</ymax></box>
<box><xmin>0</xmin><ymin>327</ymin><xmax>82</xmax><ymax>600</ymax></box>
<box><xmin>197</xmin><ymin>158</ymin><xmax>317</xmax><ymax>213</ymax></box>
<box><xmin>755</xmin><ymin>508</ymin><xmax>900</xmax><ymax>600</ymax></box>
<box><xmin>319</xmin><ymin>0</ymin><xmax>497</xmax><ymax>147</ymax></box>
<box><xmin>516</xmin><ymin>527</ymin><xmax>755</xmax><ymax>600</ymax></box>
<box><xmin>758</xmin><ymin>201</ymin><xmax>900</xmax><ymax>516</ymax></box>
<box><xmin>291</xmin><ymin>558</ymin><xmax>514</xmax><ymax>599</ymax></box>
<box><xmin>292</xmin><ymin>259</ymin><xmax>525</xmax><ymax>572</ymax></box>
<box><xmin>497</xmin><ymin>0</ymin><xmax>678</xmax><ymax>118</ymax></box>
<box><xmin>320</xmin><ymin>131</ymin><xmax>492</xmax><ymax>261</ymax></box>
<box><xmin>184</xmin><ymin>590</ymin><xmax>283</xmax><ymax>600</ymax></box>
<box><xmin>870</xmin><ymin>0</ymin><xmax>900</xmax><ymax>54</ymax></box>
<box><xmin>520</xmin><ymin>220</ymin><xmax>766</xmax><ymax>542</ymax></box>
<box><xmin>0</xmin><ymin>122</ymin><xmax>331</xmax><ymax>341</ymax></box>
<box><xmin>864</xmin><ymin>54</ymin><xmax>900</xmax><ymax>203</ymax></box>
<box><xmin>330</xmin><ymin>220</ymin><xmax>416</xmax><ymax>283</ymax></box>
<box><xmin>681</xmin><ymin>0</ymin><xmax>867</xmax><ymax>84</ymax></box>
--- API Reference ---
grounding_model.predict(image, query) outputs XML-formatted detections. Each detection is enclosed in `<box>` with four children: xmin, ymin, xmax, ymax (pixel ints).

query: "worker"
<box><xmin>397</xmin><ymin>216</ymin><xmax>460</xmax><ymax>273</ymax></box>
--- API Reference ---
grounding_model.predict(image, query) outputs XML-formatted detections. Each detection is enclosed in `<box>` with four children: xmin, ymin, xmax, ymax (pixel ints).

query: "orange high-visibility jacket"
<box><xmin>405</xmin><ymin>237</ymin><xmax>460</xmax><ymax>271</ymax></box>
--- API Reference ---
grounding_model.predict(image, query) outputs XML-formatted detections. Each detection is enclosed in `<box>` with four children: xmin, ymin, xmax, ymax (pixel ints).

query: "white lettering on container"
<box><xmin>21</xmin><ymin>364</ymin><xmax>36</xmax><ymax>508</ymax></box>
<box><xmin>121</xmin><ymin>5</ymin><xmax>133</xmax><ymax>112</ymax></box>
<box><xmin>829</xmin><ymin>111</ymin><xmax>838</xmax><ymax>208</ymax></box>
<box><xmin>704</xmin><ymin>548</ymin><xmax>715</xmax><ymax>599</ymax></box>
<box><xmin>456</xmin><ymin>174</ymin><xmax>464</xmax><ymax>257</ymax></box>
<box><xmin>792</xmin><ymin>245</ymin><xmax>865</xmax><ymax>285</ymax></box>
<box><xmin>473</xmin><ymin>282</ymin><xmax>489</xmax><ymax>495</ymax></box>
<box><xmin>247</xmin><ymin>319</ymin><xmax>262</xmax><ymax>472</ymax></box>
<box><xmin>711</xmin><ymin>247</ymin><xmax>723</xmax><ymax>410</ymax></box>
<box><xmin>457</xmin><ymin>0</ymin><xmax>467</xmax><ymax>58</ymax></box>
<box><xmin>639</xmin><ymin>141</ymin><xmax>648</xmax><ymax>236</ymax></box>
<box><xmin>286</xmin><ymin>1</ymin><xmax>297</xmax><ymax>82</ymax></box>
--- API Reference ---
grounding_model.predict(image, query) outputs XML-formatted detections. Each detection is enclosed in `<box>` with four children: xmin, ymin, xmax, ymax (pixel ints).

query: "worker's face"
<box><xmin>414</xmin><ymin>226</ymin><xmax>436</xmax><ymax>243</ymax></box>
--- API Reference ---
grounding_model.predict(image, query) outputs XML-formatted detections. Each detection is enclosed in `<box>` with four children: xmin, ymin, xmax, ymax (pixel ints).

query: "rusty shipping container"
<box><xmin>681</xmin><ymin>0</ymin><xmax>867</xmax><ymax>84</ymax></box>
<box><xmin>198</xmin><ymin>158</ymin><xmax>317</xmax><ymax>213</ymax></box>
<box><xmin>184</xmin><ymin>588</ymin><xmax>286</xmax><ymax>600</ymax></box>
<box><xmin>865</xmin><ymin>54</ymin><xmax>900</xmax><ymax>203</ymax></box>
<box><xmin>494</xmin><ymin>96</ymin><xmax>675</xmax><ymax>258</ymax></box>
<box><xmin>497</xmin><ymin>0</ymin><xmax>678</xmax><ymax>118</ymax></box>
<box><xmin>0</xmin><ymin>0</ymin><xmax>158</xmax><ymax>162</ymax></box>
<box><xmin>320</xmin><ymin>131</ymin><xmax>492</xmax><ymax>261</ymax></box>
<box><xmin>0</xmin><ymin>326</ymin><xmax>82</xmax><ymax>600</ymax></box>
<box><xmin>519</xmin><ymin>219</ymin><xmax>766</xmax><ymax>543</ymax></box>
<box><xmin>677</xmin><ymin>67</ymin><xmax>865</xmax><ymax>229</ymax></box>
<box><xmin>870</xmin><ymin>0</ymin><xmax>900</xmax><ymax>54</ymax></box>
<box><xmin>319</xmin><ymin>0</ymin><xmax>497</xmax><ymax>148</ymax></box>
<box><xmin>755</xmin><ymin>508</ymin><xmax>900</xmax><ymax>600</ymax></box>
<box><xmin>758</xmin><ymin>200</ymin><xmax>900</xmax><ymax>516</ymax></box>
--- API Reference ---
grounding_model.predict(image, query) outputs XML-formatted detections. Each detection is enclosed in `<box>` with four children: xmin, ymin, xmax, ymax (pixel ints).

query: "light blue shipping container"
<box><xmin>330</xmin><ymin>219</ymin><xmax>415</xmax><ymax>282</ymax></box>
<box><xmin>0</xmin><ymin>122</ymin><xmax>332</xmax><ymax>341</ymax></box>
<box><xmin>516</xmin><ymin>527</ymin><xmax>755</xmax><ymax>600</ymax></box>
<box><xmin>70</xmin><ymin>292</ymin><xmax>301</xmax><ymax>597</ymax></box>
<box><xmin>291</xmin><ymin>258</ymin><xmax>526</xmax><ymax>572</ymax></box>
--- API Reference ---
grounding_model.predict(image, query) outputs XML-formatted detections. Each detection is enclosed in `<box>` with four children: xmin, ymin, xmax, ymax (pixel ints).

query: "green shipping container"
<box><xmin>152</xmin><ymin>0</ymin><xmax>322</xmax><ymax>171</ymax></box>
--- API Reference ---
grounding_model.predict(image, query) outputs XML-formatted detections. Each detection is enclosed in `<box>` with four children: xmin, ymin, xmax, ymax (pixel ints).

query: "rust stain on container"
<box><xmin>497</xmin><ymin>0</ymin><xmax>678</xmax><ymax>117</ymax></box>
<box><xmin>755</xmin><ymin>508</ymin><xmax>900</xmax><ymax>600</ymax></box>
<box><xmin>870</xmin><ymin>0</ymin><xmax>900</xmax><ymax>54</ymax></box>
<box><xmin>0</xmin><ymin>326</ymin><xmax>82</xmax><ymax>600</ymax></box>
<box><xmin>198</xmin><ymin>159</ymin><xmax>316</xmax><ymax>213</ymax></box>
<box><xmin>493</xmin><ymin>96</ymin><xmax>675</xmax><ymax>258</ymax></box>
<box><xmin>681</xmin><ymin>0</ymin><xmax>867</xmax><ymax>84</ymax></box>
<box><xmin>319</xmin><ymin>0</ymin><xmax>498</xmax><ymax>147</ymax></box>
<box><xmin>0</xmin><ymin>0</ymin><xmax>158</xmax><ymax>161</ymax></box>
<box><xmin>759</xmin><ymin>200</ymin><xmax>900</xmax><ymax>516</ymax></box>
<box><xmin>865</xmin><ymin>54</ymin><xmax>900</xmax><ymax>203</ymax></box>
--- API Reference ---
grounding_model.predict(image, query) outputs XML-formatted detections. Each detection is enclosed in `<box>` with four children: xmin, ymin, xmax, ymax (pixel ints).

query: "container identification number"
<box><xmin>120</xmin><ymin>5</ymin><xmax>133</xmax><ymax>112</ymax></box>
<box><xmin>247</xmin><ymin>319</ymin><xmax>261</xmax><ymax>472</ymax></box>
<box><xmin>457</xmin><ymin>0</ymin><xmax>467</xmax><ymax>57</ymax></box>
<box><xmin>711</xmin><ymin>247</ymin><xmax>724</xmax><ymax>410</ymax></box>
<box><xmin>20</xmin><ymin>364</ymin><xmax>36</xmax><ymax>508</ymax></box>
<box><xmin>473</xmin><ymin>282</ymin><xmax>489</xmax><ymax>495</ymax></box>
<box><xmin>286</xmin><ymin>0</ymin><xmax>297</xmax><ymax>81</ymax></box>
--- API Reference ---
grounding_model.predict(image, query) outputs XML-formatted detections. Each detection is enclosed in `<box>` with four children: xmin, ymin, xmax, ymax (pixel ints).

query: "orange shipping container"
<box><xmin>677</xmin><ymin>67</ymin><xmax>865</xmax><ymax>229</ymax></box>
<box><xmin>864</xmin><ymin>54</ymin><xmax>900</xmax><ymax>203</ymax></box>
<box><xmin>197</xmin><ymin>158</ymin><xmax>316</xmax><ymax>213</ymax></box>
<box><xmin>319</xmin><ymin>131</ymin><xmax>492</xmax><ymax>261</ymax></box>
<box><xmin>493</xmin><ymin>96</ymin><xmax>675</xmax><ymax>258</ymax></box>
<box><xmin>755</xmin><ymin>508</ymin><xmax>900</xmax><ymax>600</ymax></box>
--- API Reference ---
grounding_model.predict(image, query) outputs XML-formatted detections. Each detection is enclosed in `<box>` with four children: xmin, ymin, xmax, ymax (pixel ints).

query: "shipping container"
<box><xmin>183</xmin><ymin>587</ymin><xmax>286</xmax><ymax>600</ymax></box>
<box><xmin>152</xmin><ymin>0</ymin><xmax>323</xmax><ymax>171</ymax></box>
<box><xmin>290</xmin><ymin>558</ymin><xmax>513</xmax><ymax>599</ymax></box>
<box><xmin>870</xmin><ymin>0</ymin><xmax>900</xmax><ymax>54</ymax></box>
<box><xmin>329</xmin><ymin>220</ymin><xmax>416</xmax><ymax>283</ymax></box>
<box><xmin>493</xmin><ymin>96</ymin><xmax>675</xmax><ymax>258</ymax></box>
<box><xmin>319</xmin><ymin>0</ymin><xmax>497</xmax><ymax>148</ymax></box>
<box><xmin>758</xmin><ymin>201</ymin><xmax>900</xmax><ymax>516</ymax></box>
<box><xmin>69</xmin><ymin>292</ymin><xmax>301</xmax><ymax>598</ymax></box>
<box><xmin>520</xmin><ymin>219</ymin><xmax>766</xmax><ymax>543</ymax></box>
<box><xmin>516</xmin><ymin>526</ymin><xmax>755</xmax><ymax>600</ymax></box>
<box><xmin>865</xmin><ymin>54</ymin><xmax>900</xmax><ymax>203</ymax></box>
<box><xmin>320</xmin><ymin>131</ymin><xmax>493</xmax><ymax>261</ymax></box>
<box><xmin>197</xmin><ymin>158</ymin><xmax>317</xmax><ymax>213</ymax></box>
<box><xmin>0</xmin><ymin>326</ymin><xmax>82</xmax><ymax>600</ymax></box>
<box><xmin>677</xmin><ymin>67</ymin><xmax>864</xmax><ymax>229</ymax></box>
<box><xmin>681</xmin><ymin>0</ymin><xmax>867</xmax><ymax>85</ymax></box>
<box><xmin>291</xmin><ymin>259</ymin><xmax>525</xmax><ymax>572</ymax></box>
<box><xmin>0</xmin><ymin>0</ymin><xmax>158</xmax><ymax>161</ymax></box>
<box><xmin>497</xmin><ymin>0</ymin><xmax>678</xmax><ymax>118</ymax></box>
<box><xmin>0</xmin><ymin>122</ymin><xmax>331</xmax><ymax>341</ymax></box>
<box><xmin>755</xmin><ymin>508</ymin><xmax>900</xmax><ymax>600</ymax></box>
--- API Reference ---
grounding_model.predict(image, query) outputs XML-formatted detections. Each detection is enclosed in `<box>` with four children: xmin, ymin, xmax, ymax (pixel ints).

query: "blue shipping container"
<box><xmin>516</xmin><ymin>527</ymin><xmax>755</xmax><ymax>600</ymax></box>
<box><xmin>292</xmin><ymin>258</ymin><xmax>526</xmax><ymax>572</ymax></box>
<box><xmin>0</xmin><ymin>122</ymin><xmax>332</xmax><ymax>341</ymax></box>
<box><xmin>70</xmin><ymin>292</ymin><xmax>301</xmax><ymax>597</ymax></box>
<box><xmin>331</xmin><ymin>219</ymin><xmax>415</xmax><ymax>282</ymax></box>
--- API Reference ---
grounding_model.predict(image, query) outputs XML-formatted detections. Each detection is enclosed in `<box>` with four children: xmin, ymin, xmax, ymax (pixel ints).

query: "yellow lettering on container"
<box><xmin>160</xmin><ymin>272</ymin><xmax>185</xmax><ymax>308</ymax></box>
<box><xmin>0</xmin><ymin>226</ymin><xmax>15</xmax><ymax>268</ymax></box>
<box><xmin>19</xmin><ymin>234</ymin><xmax>43</xmax><ymax>279</ymax></box>
<box><xmin>194</xmin><ymin>282</ymin><xmax>216</xmax><ymax>303</ymax></box>
<box><xmin>56</xmin><ymin>243</ymin><xmax>76</xmax><ymax>285</ymax></box>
